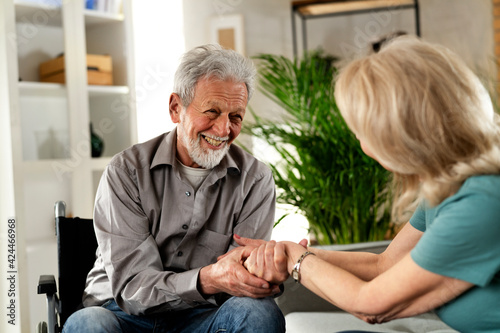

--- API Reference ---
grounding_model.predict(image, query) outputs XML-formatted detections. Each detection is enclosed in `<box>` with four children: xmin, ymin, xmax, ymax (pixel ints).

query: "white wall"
<box><xmin>420</xmin><ymin>0</ymin><xmax>495</xmax><ymax>78</ymax></box>
<box><xmin>192</xmin><ymin>0</ymin><xmax>493</xmax><ymax>68</ymax></box>
<box><xmin>132</xmin><ymin>0</ymin><xmax>185</xmax><ymax>143</ymax></box>
<box><xmin>181</xmin><ymin>0</ymin><xmax>495</xmax><ymax>106</ymax></box>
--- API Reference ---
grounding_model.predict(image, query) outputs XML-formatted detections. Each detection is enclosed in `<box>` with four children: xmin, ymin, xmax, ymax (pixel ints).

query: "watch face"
<box><xmin>292</xmin><ymin>270</ymin><xmax>299</xmax><ymax>281</ymax></box>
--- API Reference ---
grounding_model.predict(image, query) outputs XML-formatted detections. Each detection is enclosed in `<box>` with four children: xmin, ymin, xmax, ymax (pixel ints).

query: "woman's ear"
<box><xmin>169</xmin><ymin>93</ymin><xmax>183</xmax><ymax>123</ymax></box>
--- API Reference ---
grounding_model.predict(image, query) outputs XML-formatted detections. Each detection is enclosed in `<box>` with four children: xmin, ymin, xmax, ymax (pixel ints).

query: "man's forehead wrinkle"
<box><xmin>202</xmin><ymin>99</ymin><xmax>246</xmax><ymax>113</ymax></box>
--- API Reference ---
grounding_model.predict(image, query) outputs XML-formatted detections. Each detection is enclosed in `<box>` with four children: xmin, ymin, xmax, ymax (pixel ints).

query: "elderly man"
<box><xmin>63</xmin><ymin>45</ymin><xmax>285</xmax><ymax>332</ymax></box>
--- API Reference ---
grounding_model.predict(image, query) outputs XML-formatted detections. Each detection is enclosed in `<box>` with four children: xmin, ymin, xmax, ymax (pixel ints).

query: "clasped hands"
<box><xmin>200</xmin><ymin>235</ymin><xmax>307</xmax><ymax>299</ymax></box>
<box><xmin>218</xmin><ymin>235</ymin><xmax>308</xmax><ymax>286</ymax></box>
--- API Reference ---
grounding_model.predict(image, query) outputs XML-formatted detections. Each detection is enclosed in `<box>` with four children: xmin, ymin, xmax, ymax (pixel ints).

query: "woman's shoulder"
<box><xmin>437</xmin><ymin>175</ymin><xmax>500</xmax><ymax>226</ymax></box>
<box><xmin>460</xmin><ymin>174</ymin><xmax>500</xmax><ymax>197</ymax></box>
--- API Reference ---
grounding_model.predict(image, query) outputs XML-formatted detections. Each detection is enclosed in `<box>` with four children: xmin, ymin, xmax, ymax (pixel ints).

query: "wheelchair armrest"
<box><xmin>38</xmin><ymin>275</ymin><xmax>60</xmax><ymax>333</ymax></box>
<box><xmin>38</xmin><ymin>275</ymin><xmax>57</xmax><ymax>295</ymax></box>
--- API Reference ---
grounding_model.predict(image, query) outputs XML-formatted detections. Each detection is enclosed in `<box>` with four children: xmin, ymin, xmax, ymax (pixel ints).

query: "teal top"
<box><xmin>410</xmin><ymin>175</ymin><xmax>500</xmax><ymax>332</ymax></box>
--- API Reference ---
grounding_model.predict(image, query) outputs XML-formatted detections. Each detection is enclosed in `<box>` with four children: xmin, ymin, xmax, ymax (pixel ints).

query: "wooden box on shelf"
<box><xmin>39</xmin><ymin>54</ymin><xmax>113</xmax><ymax>85</ymax></box>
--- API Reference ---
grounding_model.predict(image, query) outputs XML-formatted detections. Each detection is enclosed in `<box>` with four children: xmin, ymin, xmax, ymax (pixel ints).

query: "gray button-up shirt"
<box><xmin>83</xmin><ymin>128</ymin><xmax>276</xmax><ymax>315</ymax></box>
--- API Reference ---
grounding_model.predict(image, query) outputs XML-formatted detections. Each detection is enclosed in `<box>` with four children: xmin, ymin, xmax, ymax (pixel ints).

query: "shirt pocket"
<box><xmin>190</xmin><ymin>229</ymin><xmax>232</xmax><ymax>268</ymax></box>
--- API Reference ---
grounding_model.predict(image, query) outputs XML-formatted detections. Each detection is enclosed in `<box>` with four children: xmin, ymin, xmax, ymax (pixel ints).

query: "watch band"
<box><xmin>291</xmin><ymin>251</ymin><xmax>315</xmax><ymax>283</ymax></box>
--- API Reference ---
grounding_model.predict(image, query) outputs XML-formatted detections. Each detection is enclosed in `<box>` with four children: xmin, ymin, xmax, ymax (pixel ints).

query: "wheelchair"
<box><xmin>37</xmin><ymin>201</ymin><xmax>98</xmax><ymax>333</ymax></box>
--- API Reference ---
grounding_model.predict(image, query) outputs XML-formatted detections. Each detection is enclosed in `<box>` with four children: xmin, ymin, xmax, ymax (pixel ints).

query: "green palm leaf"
<box><xmin>244</xmin><ymin>50</ymin><xmax>393</xmax><ymax>245</ymax></box>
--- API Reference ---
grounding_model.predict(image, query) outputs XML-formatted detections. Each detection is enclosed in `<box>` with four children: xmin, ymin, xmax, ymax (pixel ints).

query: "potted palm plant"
<box><xmin>245</xmin><ymin>50</ymin><xmax>393</xmax><ymax>245</ymax></box>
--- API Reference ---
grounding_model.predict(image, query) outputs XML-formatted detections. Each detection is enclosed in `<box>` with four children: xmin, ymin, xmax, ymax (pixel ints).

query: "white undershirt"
<box><xmin>176</xmin><ymin>159</ymin><xmax>212</xmax><ymax>192</ymax></box>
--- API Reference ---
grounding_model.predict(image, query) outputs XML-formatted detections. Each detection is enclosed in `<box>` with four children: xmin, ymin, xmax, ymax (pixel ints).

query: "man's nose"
<box><xmin>213</xmin><ymin>115</ymin><xmax>230</xmax><ymax>137</ymax></box>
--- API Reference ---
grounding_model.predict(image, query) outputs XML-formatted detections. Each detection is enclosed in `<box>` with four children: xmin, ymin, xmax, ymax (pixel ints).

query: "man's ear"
<box><xmin>169</xmin><ymin>93</ymin><xmax>183</xmax><ymax>123</ymax></box>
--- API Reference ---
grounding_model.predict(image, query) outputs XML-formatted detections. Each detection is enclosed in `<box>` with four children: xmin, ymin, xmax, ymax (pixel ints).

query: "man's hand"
<box><xmin>234</xmin><ymin>234</ymin><xmax>308</xmax><ymax>249</ymax></box>
<box><xmin>234</xmin><ymin>235</ymin><xmax>308</xmax><ymax>285</ymax></box>
<box><xmin>243</xmin><ymin>240</ymin><xmax>289</xmax><ymax>284</ymax></box>
<box><xmin>216</xmin><ymin>236</ymin><xmax>266</xmax><ymax>261</ymax></box>
<box><xmin>199</xmin><ymin>245</ymin><xmax>281</xmax><ymax>298</ymax></box>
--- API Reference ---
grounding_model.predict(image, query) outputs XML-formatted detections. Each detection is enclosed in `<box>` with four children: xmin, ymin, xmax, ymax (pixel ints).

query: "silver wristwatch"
<box><xmin>291</xmin><ymin>251</ymin><xmax>315</xmax><ymax>283</ymax></box>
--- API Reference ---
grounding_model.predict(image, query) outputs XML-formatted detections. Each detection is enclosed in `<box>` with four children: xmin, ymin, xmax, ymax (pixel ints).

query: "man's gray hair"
<box><xmin>173</xmin><ymin>44</ymin><xmax>257</xmax><ymax>106</ymax></box>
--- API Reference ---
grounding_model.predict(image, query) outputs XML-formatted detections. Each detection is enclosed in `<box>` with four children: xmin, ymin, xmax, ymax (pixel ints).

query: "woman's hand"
<box><xmin>200</xmin><ymin>245</ymin><xmax>281</xmax><ymax>298</ymax></box>
<box><xmin>244</xmin><ymin>240</ymin><xmax>288</xmax><ymax>284</ymax></box>
<box><xmin>234</xmin><ymin>235</ymin><xmax>308</xmax><ymax>284</ymax></box>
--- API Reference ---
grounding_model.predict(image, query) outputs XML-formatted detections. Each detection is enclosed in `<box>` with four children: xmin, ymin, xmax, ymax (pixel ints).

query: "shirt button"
<box><xmin>177</xmin><ymin>251</ymin><xmax>183</xmax><ymax>257</ymax></box>
<box><xmin>185</xmin><ymin>191</ymin><xmax>191</xmax><ymax>197</ymax></box>
<box><xmin>182</xmin><ymin>224</ymin><xmax>188</xmax><ymax>230</ymax></box>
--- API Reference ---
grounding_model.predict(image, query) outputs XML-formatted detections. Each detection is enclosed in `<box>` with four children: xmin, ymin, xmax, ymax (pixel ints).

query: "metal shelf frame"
<box><xmin>291</xmin><ymin>0</ymin><xmax>420</xmax><ymax>57</ymax></box>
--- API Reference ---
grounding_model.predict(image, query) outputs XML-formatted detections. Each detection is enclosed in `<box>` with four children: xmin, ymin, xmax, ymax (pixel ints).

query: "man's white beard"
<box><xmin>179</xmin><ymin>127</ymin><xmax>230</xmax><ymax>169</ymax></box>
<box><xmin>184</xmin><ymin>135</ymin><xmax>229</xmax><ymax>169</ymax></box>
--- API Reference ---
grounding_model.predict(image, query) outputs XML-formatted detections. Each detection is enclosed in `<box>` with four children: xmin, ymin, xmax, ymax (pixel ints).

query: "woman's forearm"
<box><xmin>284</xmin><ymin>243</ymin><xmax>368</xmax><ymax>314</ymax></box>
<box><xmin>309</xmin><ymin>223</ymin><xmax>423</xmax><ymax>282</ymax></box>
<box><xmin>310</xmin><ymin>248</ymin><xmax>381</xmax><ymax>281</ymax></box>
<box><xmin>284</xmin><ymin>241</ymin><xmax>472</xmax><ymax>324</ymax></box>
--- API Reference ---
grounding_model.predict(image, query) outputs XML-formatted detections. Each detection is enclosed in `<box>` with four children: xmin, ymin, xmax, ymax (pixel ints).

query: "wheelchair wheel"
<box><xmin>36</xmin><ymin>321</ymin><xmax>48</xmax><ymax>333</ymax></box>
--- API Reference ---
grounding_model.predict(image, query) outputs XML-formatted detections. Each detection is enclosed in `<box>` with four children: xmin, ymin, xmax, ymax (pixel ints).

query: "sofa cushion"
<box><xmin>285</xmin><ymin>311</ymin><xmax>459</xmax><ymax>333</ymax></box>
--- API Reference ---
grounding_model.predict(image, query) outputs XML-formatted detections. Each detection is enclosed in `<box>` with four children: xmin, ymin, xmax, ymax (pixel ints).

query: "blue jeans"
<box><xmin>62</xmin><ymin>296</ymin><xmax>285</xmax><ymax>333</ymax></box>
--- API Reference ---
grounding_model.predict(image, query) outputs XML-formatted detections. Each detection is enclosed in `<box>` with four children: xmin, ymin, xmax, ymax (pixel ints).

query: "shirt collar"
<box><xmin>151</xmin><ymin>128</ymin><xmax>178</xmax><ymax>169</ymax></box>
<box><xmin>150</xmin><ymin>127</ymin><xmax>241</xmax><ymax>176</ymax></box>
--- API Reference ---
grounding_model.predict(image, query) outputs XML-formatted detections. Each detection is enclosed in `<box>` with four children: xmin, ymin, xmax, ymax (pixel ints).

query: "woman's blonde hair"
<box><xmin>334</xmin><ymin>36</ymin><xmax>500</xmax><ymax>221</ymax></box>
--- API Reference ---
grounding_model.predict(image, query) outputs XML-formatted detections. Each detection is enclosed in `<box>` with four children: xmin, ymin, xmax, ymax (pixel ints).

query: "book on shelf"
<box><xmin>18</xmin><ymin>0</ymin><xmax>62</xmax><ymax>6</ymax></box>
<box><xmin>85</xmin><ymin>0</ymin><xmax>122</xmax><ymax>14</ymax></box>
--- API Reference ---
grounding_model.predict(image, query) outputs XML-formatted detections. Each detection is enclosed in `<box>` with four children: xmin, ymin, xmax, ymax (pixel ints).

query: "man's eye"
<box><xmin>204</xmin><ymin>110</ymin><xmax>219</xmax><ymax>118</ymax></box>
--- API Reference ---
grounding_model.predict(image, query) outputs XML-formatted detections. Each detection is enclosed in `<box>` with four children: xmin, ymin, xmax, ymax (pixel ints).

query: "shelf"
<box><xmin>18</xmin><ymin>82</ymin><xmax>129</xmax><ymax>97</ymax></box>
<box><xmin>14</xmin><ymin>1</ymin><xmax>62</xmax><ymax>26</ymax></box>
<box><xmin>291</xmin><ymin>0</ymin><xmax>420</xmax><ymax>56</ymax></box>
<box><xmin>88</xmin><ymin>85</ymin><xmax>129</xmax><ymax>96</ymax></box>
<box><xmin>89</xmin><ymin>156</ymin><xmax>112</xmax><ymax>170</ymax></box>
<box><xmin>84</xmin><ymin>9</ymin><xmax>123</xmax><ymax>26</ymax></box>
<box><xmin>294</xmin><ymin>0</ymin><xmax>415</xmax><ymax>18</ymax></box>
<box><xmin>25</xmin><ymin>158</ymin><xmax>113</xmax><ymax>173</ymax></box>
<box><xmin>23</xmin><ymin>156</ymin><xmax>113</xmax><ymax>173</ymax></box>
<box><xmin>23</xmin><ymin>159</ymin><xmax>71</xmax><ymax>173</ymax></box>
<box><xmin>18</xmin><ymin>81</ymin><xmax>66</xmax><ymax>97</ymax></box>
<box><xmin>3</xmin><ymin>1</ymin><xmax>136</xmax><ymax>329</ymax></box>
<box><xmin>14</xmin><ymin>3</ymin><xmax>123</xmax><ymax>28</ymax></box>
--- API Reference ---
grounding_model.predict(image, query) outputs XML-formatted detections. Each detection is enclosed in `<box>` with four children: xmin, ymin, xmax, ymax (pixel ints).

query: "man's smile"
<box><xmin>202</xmin><ymin>134</ymin><xmax>226</xmax><ymax>147</ymax></box>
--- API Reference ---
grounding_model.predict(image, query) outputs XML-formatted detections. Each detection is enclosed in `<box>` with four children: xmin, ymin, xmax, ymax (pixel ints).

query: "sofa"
<box><xmin>275</xmin><ymin>241</ymin><xmax>459</xmax><ymax>333</ymax></box>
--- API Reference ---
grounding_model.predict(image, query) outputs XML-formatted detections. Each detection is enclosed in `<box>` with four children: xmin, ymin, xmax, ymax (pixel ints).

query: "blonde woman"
<box><xmin>236</xmin><ymin>36</ymin><xmax>500</xmax><ymax>332</ymax></box>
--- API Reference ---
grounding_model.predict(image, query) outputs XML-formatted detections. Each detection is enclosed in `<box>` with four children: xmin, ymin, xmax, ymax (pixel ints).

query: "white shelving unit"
<box><xmin>0</xmin><ymin>0</ymin><xmax>137</xmax><ymax>330</ymax></box>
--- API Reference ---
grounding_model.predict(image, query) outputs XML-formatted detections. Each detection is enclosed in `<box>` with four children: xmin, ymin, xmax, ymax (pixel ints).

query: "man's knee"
<box><xmin>62</xmin><ymin>306</ymin><xmax>120</xmax><ymax>333</ymax></box>
<box><xmin>220</xmin><ymin>297</ymin><xmax>285</xmax><ymax>331</ymax></box>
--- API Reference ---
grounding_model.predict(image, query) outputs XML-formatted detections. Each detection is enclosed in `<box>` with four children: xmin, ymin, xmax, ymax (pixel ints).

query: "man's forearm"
<box><xmin>198</xmin><ymin>264</ymin><xmax>219</xmax><ymax>295</ymax></box>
